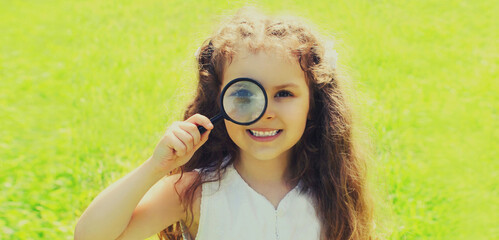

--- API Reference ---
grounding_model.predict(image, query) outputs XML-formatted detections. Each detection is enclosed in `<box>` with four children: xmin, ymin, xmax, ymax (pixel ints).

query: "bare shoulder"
<box><xmin>116</xmin><ymin>171</ymin><xmax>202</xmax><ymax>240</ymax></box>
<box><xmin>179</xmin><ymin>171</ymin><xmax>202</xmax><ymax>238</ymax></box>
<box><xmin>165</xmin><ymin>171</ymin><xmax>203</xmax><ymax>239</ymax></box>
<box><xmin>139</xmin><ymin>170</ymin><xmax>202</xmax><ymax>217</ymax></box>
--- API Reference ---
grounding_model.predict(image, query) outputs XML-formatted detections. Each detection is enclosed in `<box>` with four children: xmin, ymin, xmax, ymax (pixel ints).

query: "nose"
<box><xmin>262</xmin><ymin>101</ymin><xmax>276</xmax><ymax>120</ymax></box>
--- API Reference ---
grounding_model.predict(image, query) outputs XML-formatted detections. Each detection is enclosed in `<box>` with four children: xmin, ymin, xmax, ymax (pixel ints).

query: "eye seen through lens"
<box><xmin>230</xmin><ymin>89</ymin><xmax>253</xmax><ymax>104</ymax></box>
<box><xmin>197</xmin><ymin>78</ymin><xmax>267</xmax><ymax>134</ymax></box>
<box><xmin>222</xmin><ymin>79</ymin><xmax>267</xmax><ymax>124</ymax></box>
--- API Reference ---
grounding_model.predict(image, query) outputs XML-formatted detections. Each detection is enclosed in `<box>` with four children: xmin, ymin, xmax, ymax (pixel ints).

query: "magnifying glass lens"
<box><xmin>223</xmin><ymin>81</ymin><xmax>266</xmax><ymax>123</ymax></box>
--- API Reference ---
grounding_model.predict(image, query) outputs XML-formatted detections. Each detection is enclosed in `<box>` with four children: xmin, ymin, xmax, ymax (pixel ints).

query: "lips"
<box><xmin>248</xmin><ymin>129</ymin><xmax>280</xmax><ymax>137</ymax></box>
<box><xmin>246</xmin><ymin>129</ymin><xmax>283</xmax><ymax>142</ymax></box>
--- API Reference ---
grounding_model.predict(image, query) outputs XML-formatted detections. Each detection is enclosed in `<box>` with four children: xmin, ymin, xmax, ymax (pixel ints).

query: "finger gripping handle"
<box><xmin>198</xmin><ymin>125</ymin><xmax>208</xmax><ymax>134</ymax></box>
<box><xmin>197</xmin><ymin>113</ymin><xmax>223</xmax><ymax>134</ymax></box>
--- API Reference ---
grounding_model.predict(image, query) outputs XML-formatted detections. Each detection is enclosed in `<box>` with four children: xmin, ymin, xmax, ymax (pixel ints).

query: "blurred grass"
<box><xmin>1</xmin><ymin>0</ymin><xmax>497</xmax><ymax>239</ymax></box>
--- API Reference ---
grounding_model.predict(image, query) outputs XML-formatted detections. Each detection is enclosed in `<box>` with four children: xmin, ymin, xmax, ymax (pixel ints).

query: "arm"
<box><xmin>74</xmin><ymin>158</ymin><xmax>175</xmax><ymax>240</ymax></box>
<box><xmin>115</xmin><ymin>170</ymin><xmax>200</xmax><ymax>240</ymax></box>
<box><xmin>74</xmin><ymin>114</ymin><xmax>213</xmax><ymax>240</ymax></box>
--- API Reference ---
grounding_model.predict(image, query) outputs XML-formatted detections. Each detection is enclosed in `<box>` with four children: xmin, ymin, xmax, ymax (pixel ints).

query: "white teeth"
<box><xmin>249</xmin><ymin>130</ymin><xmax>279</xmax><ymax>137</ymax></box>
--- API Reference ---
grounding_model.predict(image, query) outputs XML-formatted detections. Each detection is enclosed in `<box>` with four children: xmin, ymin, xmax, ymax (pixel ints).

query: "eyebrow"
<box><xmin>272</xmin><ymin>83</ymin><xmax>300</xmax><ymax>90</ymax></box>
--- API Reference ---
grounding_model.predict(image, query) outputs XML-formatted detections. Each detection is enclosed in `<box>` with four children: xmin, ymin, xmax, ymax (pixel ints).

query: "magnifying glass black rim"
<box><xmin>220</xmin><ymin>77</ymin><xmax>268</xmax><ymax>126</ymax></box>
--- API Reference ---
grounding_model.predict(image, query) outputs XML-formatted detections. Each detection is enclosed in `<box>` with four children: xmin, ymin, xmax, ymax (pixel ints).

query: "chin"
<box><xmin>243</xmin><ymin>148</ymin><xmax>289</xmax><ymax>161</ymax></box>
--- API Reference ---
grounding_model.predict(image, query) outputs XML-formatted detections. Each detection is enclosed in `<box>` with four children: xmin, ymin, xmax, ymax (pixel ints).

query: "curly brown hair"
<box><xmin>158</xmin><ymin>7</ymin><xmax>374</xmax><ymax>240</ymax></box>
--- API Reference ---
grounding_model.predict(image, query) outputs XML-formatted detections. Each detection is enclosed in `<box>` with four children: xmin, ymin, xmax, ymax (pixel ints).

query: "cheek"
<box><xmin>291</xmin><ymin>99</ymin><xmax>310</xmax><ymax>138</ymax></box>
<box><xmin>224</xmin><ymin>120</ymin><xmax>243</xmax><ymax>141</ymax></box>
<box><xmin>282</xmin><ymin>99</ymin><xmax>309</xmax><ymax>125</ymax></box>
<box><xmin>295</xmin><ymin>106</ymin><xmax>309</xmax><ymax>132</ymax></box>
<box><xmin>294</xmin><ymin>102</ymin><xmax>310</xmax><ymax>141</ymax></box>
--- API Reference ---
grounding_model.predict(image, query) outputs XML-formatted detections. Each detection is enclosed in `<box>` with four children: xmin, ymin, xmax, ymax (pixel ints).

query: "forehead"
<box><xmin>221</xmin><ymin>49</ymin><xmax>307</xmax><ymax>90</ymax></box>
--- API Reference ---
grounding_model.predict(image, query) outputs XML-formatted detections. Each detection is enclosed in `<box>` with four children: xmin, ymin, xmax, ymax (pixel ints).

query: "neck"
<box><xmin>233</xmin><ymin>150</ymin><xmax>293</xmax><ymax>187</ymax></box>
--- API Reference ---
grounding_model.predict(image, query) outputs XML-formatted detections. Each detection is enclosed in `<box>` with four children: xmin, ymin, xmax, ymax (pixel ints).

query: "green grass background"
<box><xmin>1</xmin><ymin>0</ymin><xmax>497</xmax><ymax>239</ymax></box>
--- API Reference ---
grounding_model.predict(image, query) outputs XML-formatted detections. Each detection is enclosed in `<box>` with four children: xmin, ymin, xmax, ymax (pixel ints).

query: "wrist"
<box><xmin>144</xmin><ymin>156</ymin><xmax>176</xmax><ymax>177</ymax></box>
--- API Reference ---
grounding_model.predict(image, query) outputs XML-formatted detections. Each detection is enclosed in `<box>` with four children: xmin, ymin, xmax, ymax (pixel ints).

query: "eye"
<box><xmin>275</xmin><ymin>90</ymin><xmax>293</xmax><ymax>98</ymax></box>
<box><xmin>230</xmin><ymin>89</ymin><xmax>253</xmax><ymax>97</ymax></box>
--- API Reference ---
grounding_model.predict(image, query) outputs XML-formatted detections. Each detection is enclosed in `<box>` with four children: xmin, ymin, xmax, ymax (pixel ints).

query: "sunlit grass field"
<box><xmin>1</xmin><ymin>0</ymin><xmax>497</xmax><ymax>239</ymax></box>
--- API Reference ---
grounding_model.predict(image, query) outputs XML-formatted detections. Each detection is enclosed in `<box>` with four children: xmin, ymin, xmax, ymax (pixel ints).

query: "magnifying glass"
<box><xmin>198</xmin><ymin>78</ymin><xmax>268</xmax><ymax>134</ymax></box>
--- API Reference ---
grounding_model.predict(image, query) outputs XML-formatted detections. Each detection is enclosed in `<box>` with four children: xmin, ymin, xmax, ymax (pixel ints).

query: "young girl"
<box><xmin>75</xmin><ymin>7</ymin><xmax>374</xmax><ymax>240</ymax></box>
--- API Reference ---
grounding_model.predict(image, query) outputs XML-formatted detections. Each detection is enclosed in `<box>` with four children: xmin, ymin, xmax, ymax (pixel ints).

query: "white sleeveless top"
<box><xmin>190</xmin><ymin>163</ymin><xmax>322</xmax><ymax>240</ymax></box>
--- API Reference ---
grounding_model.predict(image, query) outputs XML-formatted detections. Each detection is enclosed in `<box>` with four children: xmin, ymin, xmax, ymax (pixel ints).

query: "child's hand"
<box><xmin>150</xmin><ymin>114</ymin><xmax>213</xmax><ymax>173</ymax></box>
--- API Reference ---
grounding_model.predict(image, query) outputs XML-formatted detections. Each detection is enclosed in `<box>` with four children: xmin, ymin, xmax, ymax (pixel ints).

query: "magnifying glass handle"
<box><xmin>198</xmin><ymin>113</ymin><xmax>224</xmax><ymax>134</ymax></box>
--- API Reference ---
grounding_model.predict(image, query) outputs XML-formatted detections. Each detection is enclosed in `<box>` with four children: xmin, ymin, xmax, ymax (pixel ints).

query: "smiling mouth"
<box><xmin>247</xmin><ymin>129</ymin><xmax>282</xmax><ymax>137</ymax></box>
